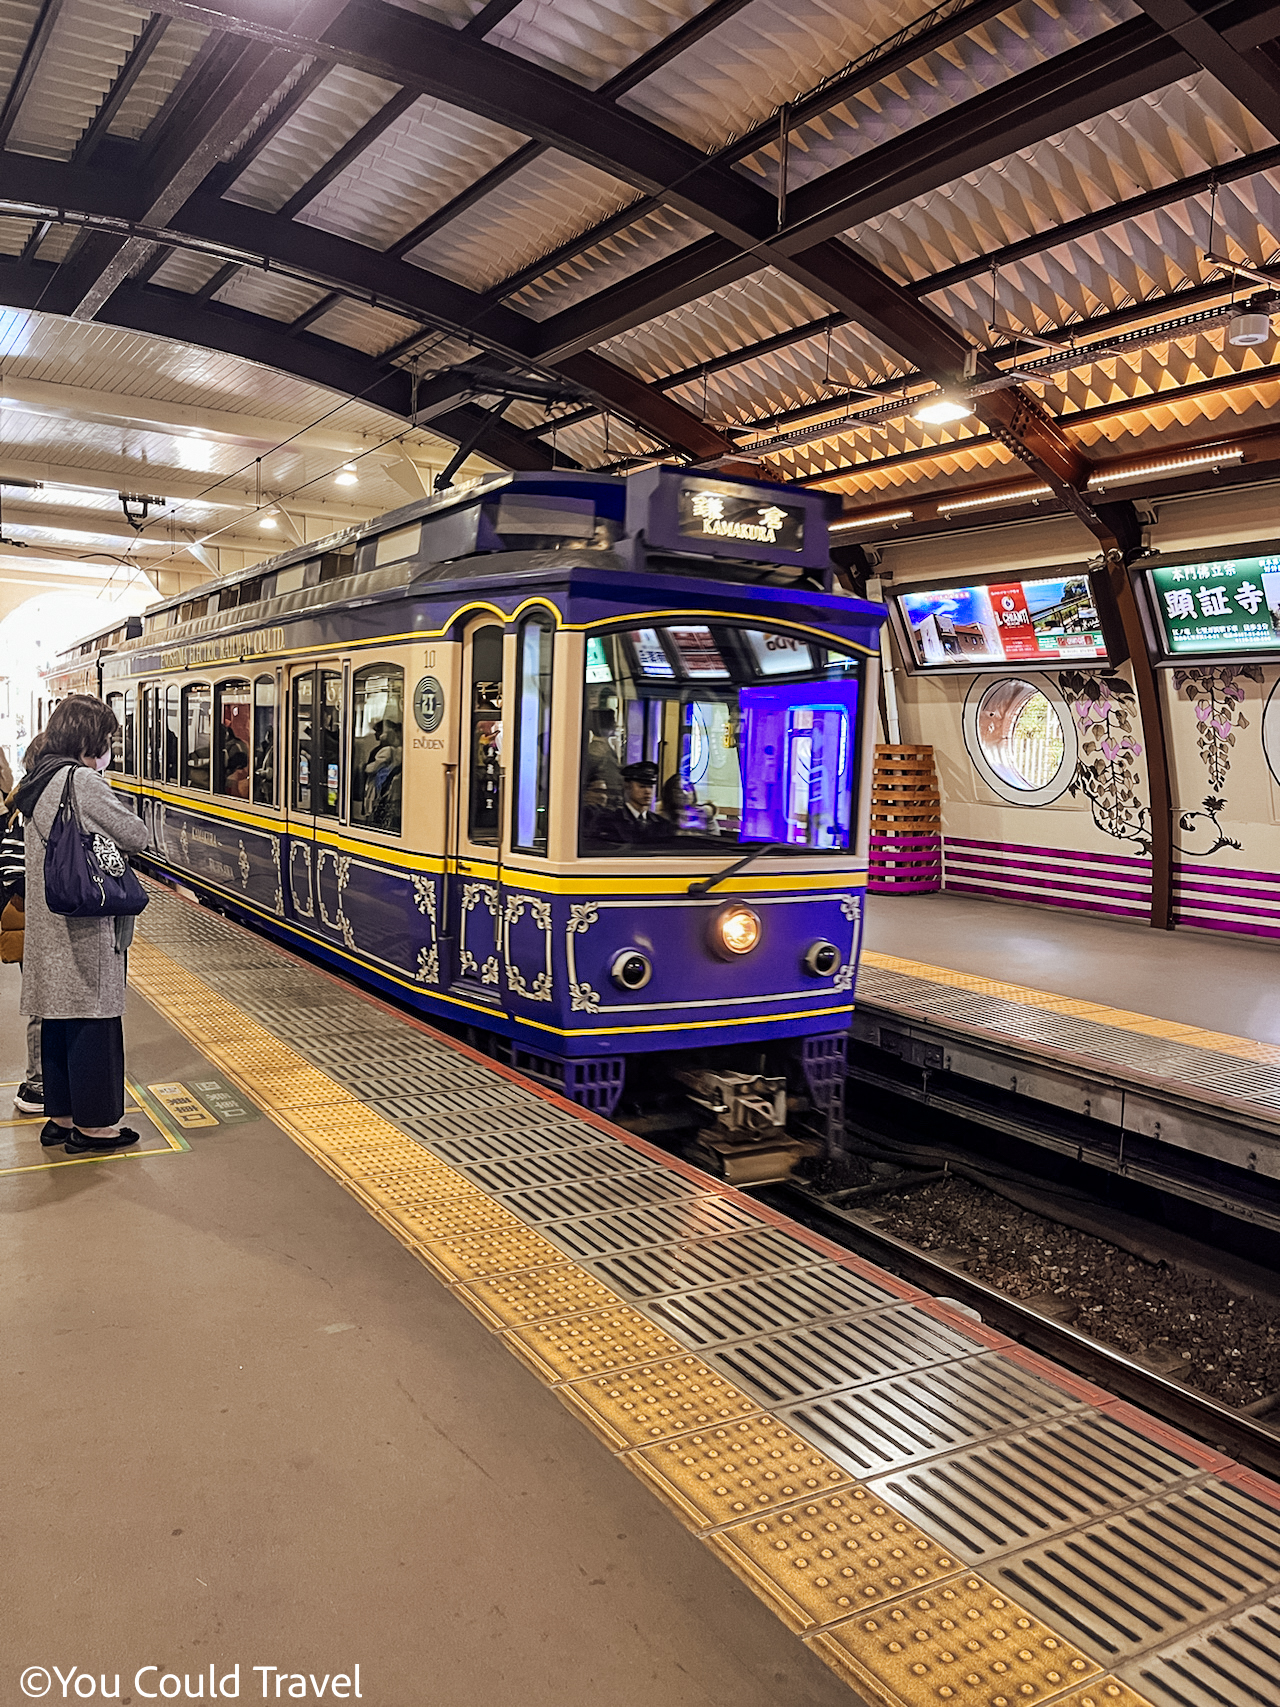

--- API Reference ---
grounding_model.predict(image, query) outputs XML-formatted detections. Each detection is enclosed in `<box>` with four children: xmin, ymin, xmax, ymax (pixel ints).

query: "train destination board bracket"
<box><xmin>889</xmin><ymin>570</ymin><xmax>1118</xmax><ymax>675</ymax></box>
<box><xmin>1144</xmin><ymin>546</ymin><xmax>1280</xmax><ymax>660</ymax></box>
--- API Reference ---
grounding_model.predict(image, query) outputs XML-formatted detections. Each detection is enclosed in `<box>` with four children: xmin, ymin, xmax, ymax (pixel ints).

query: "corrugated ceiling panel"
<box><xmin>150</xmin><ymin>249</ymin><xmax>231</xmax><ymax>294</ymax></box>
<box><xmin>615</xmin><ymin>0</ymin><xmax>949</xmax><ymax>152</ymax></box>
<box><xmin>0</xmin><ymin>3</ymin><xmax>42</xmax><ymax>109</ymax></box>
<box><xmin>731</xmin><ymin>0</ymin><xmax>1137</xmax><ymax>194</ymax></box>
<box><xmin>226</xmin><ymin>63</ymin><xmax>402</xmax><ymax>214</ymax></box>
<box><xmin>772</xmin><ymin>433</ymin><xmax>1013</xmax><ymax>492</ymax></box>
<box><xmin>407</xmin><ymin>149</ymin><xmax>639</xmax><ymax>292</ymax></box>
<box><xmin>308</xmin><ymin>299</ymin><xmax>423</xmax><ymax>355</ymax></box>
<box><xmin>0</xmin><ymin>217</ymin><xmax>37</xmax><ymax>257</ymax></box>
<box><xmin>1048</xmin><ymin>327</ymin><xmax>1277</xmax><ymax>420</ymax></box>
<box><xmin>106</xmin><ymin>18</ymin><xmax>210</xmax><ymax>141</ymax></box>
<box><xmin>1069</xmin><ymin>376</ymin><xmax>1280</xmax><ymax>449</ymax></box>
<box><xmin>383</xmin><ymin>0</ymin><xmax>488</xmax><ymax>24</ymax></box>
<box><xmin>507</xmin><ymin>206</ymin><xmax>706</xmax><ymax>318</ymax></box>
<box><xmin>213</xmin><ymin>270</ymin><xmax>332</xmax><ymax>324</ymax></box>
<box><xmin>540</xmin><ymin>412</ymin><xmax>666</xmax><ymax>466</ymax></box>
<box><xmin>33</xmin><ymin>225</ymin><xmax>79</xmax><ymax>265</ymax></box>
<box><xmin>863</xmin><ymin>75</ymin><xmax>1277</xmax><ymax>343</ymax></box>
<box><xmin>7</xmin><ymin>0</ymin><xmax>150</xmax><ymax>161</ymax></box>
<box><xmin>483</xmin><ymin>0</ymin><xmax>713</xmax><ymax>92</ymax></box>
<box><xmin>599</xmin><ymin>265</ymin><xmax>832</xmax><ymax>381</ymax></box>
<box><xmin>296</xmin><ymin>96</ymin><xmax>526</xmax><ymax>250</ymax></box>
<box><xmin>666</xmin><ymin>318</ymin><xmax>910</xmax><ymax>426</ymax></box>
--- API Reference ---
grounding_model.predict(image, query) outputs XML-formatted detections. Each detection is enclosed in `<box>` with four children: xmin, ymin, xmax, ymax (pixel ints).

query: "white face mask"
<box><xmin>95</xmin><ymin>749</ymin><xmax>113</xmax><ymax>772</ymax></box>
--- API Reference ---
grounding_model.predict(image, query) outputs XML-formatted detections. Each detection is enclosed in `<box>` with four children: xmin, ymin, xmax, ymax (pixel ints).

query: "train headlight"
<box><xmin>709</xmin><ymin>903</ymin><xmax>761</xmax><ymax>959</ymax></box>
<box><xmin>804</xmin><ymin>940</ymin><xmax>841</xmax><ymax>977</ymax></box>
<box><xmin>611</xmin><ymin>949</ymin><xmax>652</xmax><ymax>990</ymax></box>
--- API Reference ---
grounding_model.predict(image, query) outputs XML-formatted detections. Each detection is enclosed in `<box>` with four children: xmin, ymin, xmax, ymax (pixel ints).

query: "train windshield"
<box><xmin>580</xmin><ymin>623</ymin><xmax>861</xmax><ymax>856</ymax></box>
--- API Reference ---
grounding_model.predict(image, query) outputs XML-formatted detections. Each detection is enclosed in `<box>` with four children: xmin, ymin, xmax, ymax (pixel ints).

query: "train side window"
<box><xmin>253</xmin><ymin>676</ymin><xmax>276</xmax><ymax>806</ymax></box>
<box><xmin>513</xmin><ymin>616</ymin><xmax>553</xmax><ymax>854</ymax></box>
<box><xmin>292</xmin><ymin>672</ymin><xmax>314</xmax><ymax>812</ymax></box>
<box><xmin>106</xmin><ymin>693</ymin><xmax>124</xmax><ymax>771</ymax></box>
<box><xmin>183</xmin><ymin>682</ymin><xmax>212</xmax><ymax>790</ymax></box>
<box><xmin>164</xmin><ymin>685</ymin><xmax>180</xmax><ymax>783</ymax></box>
<box><xmin>350</xmin><ymin>664</ymin><xmax>404</xmax><ymax>834</ymax></box>
<box><xmin>318</xmin><ymin>670</ymin><xmax>342</xmax><ymax>818</ymax></box>
<box><xmin>124</xmin><ymin>690</ymin><xmax>136</xmax><ymax>775</ymax></box>
<box><xmin>467</xmin><ymin>625</ymin><xmax>504</xmax><ymax>845</ymax></box>
<box><xmin>214</xmin><ymin>678</ymin><xmax>252</xmax><ymax>799</ymax></box>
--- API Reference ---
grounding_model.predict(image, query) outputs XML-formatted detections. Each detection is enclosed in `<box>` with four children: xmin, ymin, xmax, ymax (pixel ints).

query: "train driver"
<box><xmin>593</xmin><ymin>761</ymin><xmax>671</xmax><ymax>844</ymax></box>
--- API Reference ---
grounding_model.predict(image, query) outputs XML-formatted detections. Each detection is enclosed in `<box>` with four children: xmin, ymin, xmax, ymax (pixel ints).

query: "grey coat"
<box><xmin>21</xmin><ymin>767</ymin><xmax>150</xmax><ymax>1020</ymax></box>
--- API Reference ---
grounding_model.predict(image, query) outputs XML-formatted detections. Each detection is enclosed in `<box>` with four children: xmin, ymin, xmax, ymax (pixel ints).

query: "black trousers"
<box><xmin>41</xmin><ymin>1017</ymin><xmax>125</xmax><ymax>1129</ymax></box>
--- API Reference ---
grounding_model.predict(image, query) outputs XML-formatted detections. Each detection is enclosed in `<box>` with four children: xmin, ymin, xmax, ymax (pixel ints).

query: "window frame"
<box><xmin>181</xmin><ymin>681</ymin><xmax>213</xmax><ymax>791</ymax></box>
<box><xmin>512</xmin><ymin>616</ymin><xmax>554</xmax><ymax>856</ymax></box>
<box><xmin>962</xmin><ymin>674</ymin><xmax>1077</xmax><ymax>806</ymax></box>
<box><xmin>252</xmin><ymin>674</ymin><xmax>277</xmax><ymax>807</ymax></box>
<box><xmin>213</xmin><ymin>677</ymin><xmax>252</xmax><ymax>800</ymax></box>
<box><xmin>349</xmin><ymin>660</ymin><xmax>405</xmax><ymax>836</ymax></box>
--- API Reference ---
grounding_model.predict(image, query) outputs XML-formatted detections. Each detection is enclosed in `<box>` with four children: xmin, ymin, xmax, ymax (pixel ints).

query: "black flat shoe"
<box><xmin>64</xmin><ymin>1127</ymin><xmax>141</xmax><ymax>1155</ymax></box>
<box><xmin>39</xmin><ymin>1120</ymin><xmax>73</xmax><ymax>1147</ymax></box>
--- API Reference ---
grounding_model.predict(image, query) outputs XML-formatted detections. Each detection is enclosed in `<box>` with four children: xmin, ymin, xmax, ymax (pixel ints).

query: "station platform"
<box><xmin>5</xmin><ymin>883</ymin><xmax>1280</xmax><ymax>1707</ymax></box>
<box><xmin>858</xmin><ymin>893</ymin><xmax>1280</xmax><ymax>1207</ymax></box>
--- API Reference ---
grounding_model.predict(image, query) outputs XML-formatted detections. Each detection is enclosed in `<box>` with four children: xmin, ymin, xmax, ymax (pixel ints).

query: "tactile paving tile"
<box><xmin>782</xmin><ymin>1355</ymin><xmax>1081</xmax><ymax>1479</ymax></box>
<box><xmin>639</xmin><ymin>1262</ymin><xmax>897</xmax><ymax>1347</ymax></box>
<box><xmin>557</xmin><ymin>1355</ymin><xmax>762</xmax><ymax>1450</ymax></box>
<box><xmin>629</xmin><ymin>1418</ymin><xmax>854</xmax><ymax>1530</ymax></box>
<box><xmin>589</xmin><ymin>1228</ymin><xmax>823</xmax><ymax>1299</ymax></box>
<box><xmin>1121</xmin><ymin>1591</ymin><xmax>1280</xmax><ymax>1706</ymax></box>
<box><xmin>355</xmin><ymin>1169</ymin><xmax>495</xmax><ymax>1210</ymax></box>
<box><xmin>416</xmin><ymin>1226</ymin><xmax>566</xmax><ymax>1282</ymax></box>
<box><xmin>868</xmin><ymin>1413</ymin><xmax>1202</xmax><ymax>1563</ymax></box>
<box><xmin>709</xmin><ymin>1308</ymin><xmax>976</xmax><ymax>1408</ymax></box>
<box><xmin>709</xmin><ymin>1488</ymin><xmax>961</xmax><ymax>1633</ymax></box>
<box><xmin>455</xmin><ymin>1263</ymin><xmax>625</xmax><ymax>1330</ymax></box>
<box><xmin>371</xmin><ymin>1195</ymin><xmax>530</xmax><ymax>1243</ymax></box>
<box><xmin>807</xmin><ymin>1574</ymin><xmax>1101</xmax><ymax>1707</ymax></box>
<box><xmin>1058</xmin><ymin>1685</ymin><xmax>1155</xmax><ymax>1707</ymax></box>
<box><xmin>992</xmin><ymin>1481</ymin><xmax>1280</xmax><ymax>1662</ymax></box>
<box><xmin>492</xmin><ymin>1171</ymin><xmax>699</xmax><ymax>1222</ymax></box>
<box><xmin>504</xmin><ymin>1305</ymin><xmax>687</xmax><ymax>1382</ymax></box>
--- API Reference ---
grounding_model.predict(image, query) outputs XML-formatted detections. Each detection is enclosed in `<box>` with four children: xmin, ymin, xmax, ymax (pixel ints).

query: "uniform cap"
<box><xmin>621</xmin><ymin>761</ymin><xmax>659</xmax><ymax>783</ymax></box>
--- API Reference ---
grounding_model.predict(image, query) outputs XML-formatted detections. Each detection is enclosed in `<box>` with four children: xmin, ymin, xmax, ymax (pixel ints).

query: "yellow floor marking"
<box><xmin>504</xmin><ymin>1305</ymin><xmax>687</xmax><ymax>1383</ymax></box>
<box><xmin>807</xmin><ymin>1574</ymin><xmax>1100</xmax><ymax>1707</ymax></box>
<box><xmin>1</xmin><ymin>1104</ymin><xmax>144</xmax><ymax>1130</ymax></box>
<box><xmin>130</xmin><ymin>933</ymin><xmax>1158</xmax><ymax>1707</ymax></box>
<box><xmin>628</xmin><ymin>1419</ymin><xmax>853</xmax><ymax>1531</ymax></box>
<box><xmin>862</xmin><ymin>949</ymin><xmax>1280</xmax><ymax>1066</ymax></box>
<box><xmin>148</xmin><ymin>1081</ymin><xmax>219</xmax><ymax>1128</ymax></box>
<box><xmin>0</xmin><ymin>1082</ymin><xmax>186</xmax><ymax>1177</ymax></box>
<box><xmin>708</xmin><ymin>1489</ymin><xmax>961</xmax><ymax>1633</ymax></box>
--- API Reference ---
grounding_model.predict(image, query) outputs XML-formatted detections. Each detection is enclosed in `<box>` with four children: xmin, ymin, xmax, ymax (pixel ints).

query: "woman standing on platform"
<box><xmin>13</xmin><ymin>696</ymin><xmax>150</xmax><ymax>1154</ymax></box>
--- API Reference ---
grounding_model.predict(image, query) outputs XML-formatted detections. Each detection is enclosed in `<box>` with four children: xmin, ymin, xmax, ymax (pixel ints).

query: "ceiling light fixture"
<box><xmin>335</xmin><ymin>463</ymin><xmax>359</xmax><ymax>486</ymax></box>
<box><xmin>938</xmin><ymin>483</ymin><xmax>1054</xmax><ymax>516</ymax></box>
<box><xmin>831</xmin><ymin>508</ymin><xmax>914</xmax><ymax>529</ymax></box>
<box><xmin>1228</xmin><ymin>312</ymin><xmax>1273</xmax><ymax>347</ymax></box>
<box><xmin>260</xmin><ymin>514</ymin><xmax>278</xmax><ymax>530</ymax></box>
<box><xmin>1086</xmin><ymin>447</ymin><xmax>1245</xmax><ymax>489</ymax></box>
<box><xmin>913</xmin><ymin>394</ymin><xmax>973</xmax><ymax>425</ymax></box>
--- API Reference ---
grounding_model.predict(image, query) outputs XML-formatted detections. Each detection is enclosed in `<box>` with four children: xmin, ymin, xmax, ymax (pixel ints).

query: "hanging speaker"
<box><xmin>1227</xmin><ymin>312</ymin><xmax>1272</xmax><ymax>346</ymax></box>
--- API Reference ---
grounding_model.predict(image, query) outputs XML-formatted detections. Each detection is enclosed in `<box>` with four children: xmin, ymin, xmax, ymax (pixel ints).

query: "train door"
<box><xmin>446</xmin><ymin>620</ymin><xmax>504</xmax><ymax>998</ymax></box>
<box><xmin>285</xmin><ymin>662</ymin><xmax>344</xmax><ymax>931</ymax></box>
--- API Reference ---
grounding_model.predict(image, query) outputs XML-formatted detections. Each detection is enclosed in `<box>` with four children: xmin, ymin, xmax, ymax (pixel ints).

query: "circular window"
<box><xmin>1263</xmin><ymin>678</ymin><xmax>1280</xmax><ymax>787</ymax></box>
<box><xmin>963</xmin><ymin>676</ymin><xmax>1077</xmax><ymax>805</ymax></box>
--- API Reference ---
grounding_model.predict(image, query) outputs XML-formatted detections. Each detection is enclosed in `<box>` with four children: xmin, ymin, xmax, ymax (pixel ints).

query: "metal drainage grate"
<box><xmin>588</xmin><ymin>1229</ymin><xmax>824</xmax><ymax>1300</ymax></box>
<box><xmin>543</xmin><ymin>1196</ymin><xmax>764</xmax><ymax>1260</ymax></box>
<box><xmin>867</xmin><ymin>1412</ymin><xmax>1203</xmax><ymax>1563</ymax></box>
<box><xmin>421</xmin><ymin>1126</ymin><xmax>620</xmax><ymax>1165</ymax></box>
<box><xmin>455</xmin><ymin>1146</ymin><xmax>653</xmax><ymax>1193</ymax></box>
<box><xmin>781</xmin><ymin>1354</ymin><xmax>1081</xmax><ymax>1479</ymax></box>
<box><xmin>707</xmin><ymin>1308</ymin><xmax>975</xmax><ymax>1408</ymax></box>
<box><xmin>492</xmin><ymin>1172</ymin><xmax>701</xmax><ymax>1223</ymax></box>
<box><xmin>1124</xmin><ymin>1591</ymin><xmax>1280</xmax><ymax>1706</ymax></box>
<box><xmin>638</xmin><ymin>1262</ymin><xmax>897</xmax><ymax>1349</ymax></box>
<box><xmin>992</xmin><ymin>1481</ymin><xmax>1280</xmax><ymax>1661</ymax></box>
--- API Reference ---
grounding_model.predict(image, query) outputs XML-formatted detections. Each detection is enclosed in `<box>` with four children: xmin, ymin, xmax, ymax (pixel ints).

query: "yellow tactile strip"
<box><xmin>129</xmin><ymin>934</ymin><xmax>1156</xmax><ymax>1707</ymax></box>
<box><xmin>861</xmin><ymin>949</ymin><xmax>1280</xmax><ymax>1067</ymax></box>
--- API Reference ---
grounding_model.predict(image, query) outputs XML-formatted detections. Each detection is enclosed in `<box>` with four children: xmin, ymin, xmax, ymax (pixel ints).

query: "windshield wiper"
<box><xmin>687</xmin><ymin>841</ymin><xmax>779</xmax><ymax>896</ymax></box>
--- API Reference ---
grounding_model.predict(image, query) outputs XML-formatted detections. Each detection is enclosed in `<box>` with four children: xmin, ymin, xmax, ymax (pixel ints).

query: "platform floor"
<box><xmin>864</xmin><ymin>890</ymin><xmax>1280</xmax><ymax>1045</ymax></box>
<box><xmin>5</xmin><ymin>885</ymin><xmax>1280</xmax><ymax>1707</ymax></box>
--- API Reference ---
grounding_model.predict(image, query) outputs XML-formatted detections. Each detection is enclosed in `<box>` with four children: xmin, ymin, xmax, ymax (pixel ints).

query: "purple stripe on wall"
<box><xmin>1174</xmin><ymin>875</ymin><xmax>1280</xmax><ymax>906</ymax></box>
<box><xmin>1174</xmin><ymin>913</ymin><xmax>1280</xmax><ymax>940</ymax></box>
<box><xmin>1176</xmin><ymin>858</ymin><xmax>1280</xmax><ymax>886</ymax></box>
<box><xmin>947</xmin><ymin>836</ymin><xmax>1152</xmax><ymax>871</ymax></box>
<box><xmin>948</xmin><ymin>866</ymin><xmax>1153</xmax><ymax>907</ymax></box>
<box><xmin>949</xmin><ymin>848</ymin><xmax>1149</xmax><ymax>888</ymax></box>
<box><xmin>947</xmin><ymin>882</ymin><xmax>1148</xmax><ymax>920</ymax></box>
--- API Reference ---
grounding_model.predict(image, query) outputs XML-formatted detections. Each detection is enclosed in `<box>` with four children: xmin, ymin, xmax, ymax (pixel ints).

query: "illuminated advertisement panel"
<box><xmin>1146</xmin><ymin>553</ymin><xmax>1280</xmax><ymax>657</ymax></box>
<box><xmin>894</xmin><ymin>573</ymin><xmax>1109</xmax><ymax>672</ymax></box>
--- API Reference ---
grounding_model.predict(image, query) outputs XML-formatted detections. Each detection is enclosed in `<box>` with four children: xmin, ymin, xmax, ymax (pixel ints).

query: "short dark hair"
<box><xmin>44</xmin><ymin>695</ymin><xmax>118</xmax><ymax>761</ymax></box>
<box><xmin>23</xmin><ymin>730</ymin><xmax>48</xmax><ymax>772</ymax></box>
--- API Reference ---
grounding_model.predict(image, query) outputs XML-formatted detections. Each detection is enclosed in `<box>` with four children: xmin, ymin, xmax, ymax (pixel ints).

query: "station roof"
<box><xmin>0</xmin><ymin>0</ymin><xmax>1279</xmax><ymax>575</ymax></box>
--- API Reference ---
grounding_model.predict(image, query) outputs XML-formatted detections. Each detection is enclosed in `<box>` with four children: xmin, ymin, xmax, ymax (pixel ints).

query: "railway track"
<box><xmin>763</xmin><ymin>1172</ymin><xmax>1280</xmax><ymax>1481</ymax></box>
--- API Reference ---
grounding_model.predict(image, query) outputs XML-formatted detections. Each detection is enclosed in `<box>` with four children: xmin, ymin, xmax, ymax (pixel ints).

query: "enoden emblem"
<box><xmin>413</xmin><ymin>674</ymin><xmax>445</xmax><ymax>732</ymax></box>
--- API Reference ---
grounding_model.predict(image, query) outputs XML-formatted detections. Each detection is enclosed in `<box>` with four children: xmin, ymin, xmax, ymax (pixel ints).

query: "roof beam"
<box><xmin>1129</xmin><ymin>0</ymin><xmax>1280</xmax><ymax>131</ymax></box>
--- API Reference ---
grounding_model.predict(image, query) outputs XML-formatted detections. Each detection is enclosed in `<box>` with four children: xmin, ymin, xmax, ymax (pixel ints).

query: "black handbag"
<box><xmin>41</xmin><ymin>768</ymin><xmax>149</xmax><ymax>918</ymax></box>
